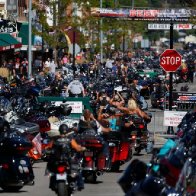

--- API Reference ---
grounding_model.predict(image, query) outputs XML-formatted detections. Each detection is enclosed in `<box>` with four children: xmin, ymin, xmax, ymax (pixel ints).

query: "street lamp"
<box><xmin>72</xmin><ymin>2</ymin><xmax>77</xmax><ymax>74</ymax></box>
<box><xmin>100</xmin><ymin>0</ymin><xmax>103</xmax><ymax>63</ymax></box>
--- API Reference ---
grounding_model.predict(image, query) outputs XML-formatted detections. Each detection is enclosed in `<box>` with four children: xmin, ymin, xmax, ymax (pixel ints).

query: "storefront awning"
<box><xmin>0</xmin><ymin>39</ymin><xmax>11</xmax><ymax>51</ymax></box>
<box><xmin>18</xmin><ymin>23</ymin><xmax>34</xmax><ymax>45</ymax></box>
<box><xmin>0</xmin><ymin>33</ymin><xmax>22</xmax><ymax>51</ymax></box>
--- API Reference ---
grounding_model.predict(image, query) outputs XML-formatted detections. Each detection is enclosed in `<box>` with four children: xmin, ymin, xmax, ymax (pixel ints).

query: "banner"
<box><xmin>174</xmin><ymin>92</ymin><xmax>196</xmax><ymax>111</ymax></box>
<box><xmin>54</xmin><ymin>101</ymin><xmax>83</xmax><ymax>113</ymax></box>
<box><xmin>164</xmin><ymin>111</ymin><xmax>187</xmax><ymax>127</ymax></box>
<box><xmin>91</xmin><ymin>8</ymin><xmax>196</xmax><ymax>22</ymax></box>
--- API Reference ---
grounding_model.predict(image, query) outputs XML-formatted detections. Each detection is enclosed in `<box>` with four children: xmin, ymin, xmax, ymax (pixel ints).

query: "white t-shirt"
<box><xmin>105</xmin><ymin>60</ymin><xmax>113</xmax><ymax>69</ymax></box>
<box><xmin>67</xmin><ymin>80</ymin><xmax>84</xmax><ymax>94</ymax></box>
<box><xmin>45</xmin><ymin>61</ymin><xmax>50</xmax><ymax>68</ymax></box>
<box><xmin>50</xmin><ymin>61</ymin><xmax>56</xmax><ymax>73</ymax></box>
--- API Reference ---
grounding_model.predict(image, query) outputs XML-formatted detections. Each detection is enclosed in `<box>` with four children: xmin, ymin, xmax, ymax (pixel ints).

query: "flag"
<box><xmin>32</xmin><ymin>133</ymin><xmax>42</xmax><ymax>155</ymax></box>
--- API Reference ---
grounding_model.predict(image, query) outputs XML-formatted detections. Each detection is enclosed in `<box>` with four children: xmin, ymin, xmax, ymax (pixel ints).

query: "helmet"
<box><xmin>59</xmin><ymin>124</ymin><xmax>69</xmax><ymax>135</ymax></box>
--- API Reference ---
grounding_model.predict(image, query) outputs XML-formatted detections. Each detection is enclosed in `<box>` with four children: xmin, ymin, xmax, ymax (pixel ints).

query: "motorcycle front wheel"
<box><xmin>57</xmin><ymin>182</ymin><xmax>69</xmax><ymax>196</ymax></box>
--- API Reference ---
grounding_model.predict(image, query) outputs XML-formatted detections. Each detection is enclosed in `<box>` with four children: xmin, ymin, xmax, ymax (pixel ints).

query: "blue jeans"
<box><xmin>97</xmin><ymin>135</ymin><xmax>109</xmax><ymax>158</ymax></box>
<box><xmin>139</xmin><ymin>96</ymin><xmax>148</xmax><ymax>110</ymax></box>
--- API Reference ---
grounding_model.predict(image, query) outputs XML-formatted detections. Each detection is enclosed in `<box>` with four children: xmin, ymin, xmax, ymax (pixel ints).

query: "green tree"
<box><xmin>119</xmin><ymin>0</ymin><xmax>148</xmax><ymax>7</ymax></box>
<box><xmin>165</xmin><ymin>30</ymin><xmax>179</xmax><ymax>42</ymax></box>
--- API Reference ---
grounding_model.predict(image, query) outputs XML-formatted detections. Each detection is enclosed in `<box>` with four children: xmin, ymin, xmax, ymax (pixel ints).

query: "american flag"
<box><xmin>32</xmin><ymin>133</ymin><xmax>42</xmax><ymax>155</ymax></box>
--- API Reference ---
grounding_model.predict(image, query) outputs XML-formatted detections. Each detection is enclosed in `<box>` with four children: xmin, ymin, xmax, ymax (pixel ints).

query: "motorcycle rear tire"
<box><xmin>1</xmin><ymin>185</ymin><xmax>23</xmax><ymax>192</ymax></box>
<box><xmin>57</xmin><ymin>182</ymin><xmax>69</xmax><ymax>196</ymax></box>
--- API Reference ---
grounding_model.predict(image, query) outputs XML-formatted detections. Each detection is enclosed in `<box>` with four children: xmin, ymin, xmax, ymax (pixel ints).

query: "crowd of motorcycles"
<box><xmin>0</xmin><ymin>45</ymin><xmax>195</xmax><ymax>196</ymax></box>
<box><xmin>119</xmin><ymin>111</ymin><xmax>196</xmax><ymax>196</ymax></box>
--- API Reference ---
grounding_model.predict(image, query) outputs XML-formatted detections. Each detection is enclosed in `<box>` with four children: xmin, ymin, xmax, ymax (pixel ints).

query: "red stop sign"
<box><xmin>160</xmin><ymin>49</ymin><xmax>182</xmax><ymax>72</ymax></box>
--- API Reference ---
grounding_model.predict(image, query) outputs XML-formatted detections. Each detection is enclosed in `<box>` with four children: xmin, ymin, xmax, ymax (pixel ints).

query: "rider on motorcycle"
<box><xmin>117</xmin><ymin>98</ymin><xmax>151</xmax><ymax>121</ymax></box>
<box><xmin>50</xmin><ymin>72</ymin><xmax>67</xmax><ymax>96</ymax></box>
<box><xmin>66</xmin><ymin>74</ymin><xmax>85</xmax><ymax>97</ymax></box>
<box><xmin>78</xmin><ymin>109</ymin><xmax>112</xmax><ymax>169</ymax></box>
<box><xmin>129</xmin><ymin>74</ymin><xmax>149</xmax><ymax>110</ymax></box>
<box><xmin>47</xmin><ymin>124</ymin><xmax>86</xmax><ymax>191</ymax></box>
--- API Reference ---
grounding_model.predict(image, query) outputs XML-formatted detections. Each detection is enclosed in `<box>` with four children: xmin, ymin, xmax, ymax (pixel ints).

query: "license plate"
<box><xmin>84</xmin><ymin>151</ymin><xmax>93</xmax><ymax>157</ymax></box>
<box><xmin>56</xmin><ymin>173</ymin><xmax>67</xmax><ymax>180</ymax></box>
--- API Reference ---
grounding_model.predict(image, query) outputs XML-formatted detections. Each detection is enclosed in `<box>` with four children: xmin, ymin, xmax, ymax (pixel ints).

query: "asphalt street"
<box><xmin>0</xmin><ymin>80</ymin><xmax>195</xmax><ymax>196</ymax></box>
<box><xmin>0</xmin><ymin>154</ymin><xmax>151</xmax><ymax>196</ymax></box>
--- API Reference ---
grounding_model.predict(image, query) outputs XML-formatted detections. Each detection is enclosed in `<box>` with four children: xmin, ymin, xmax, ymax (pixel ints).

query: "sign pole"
<box><xmin>100</xmin><ymin>0</ymin><xmax>103</xmax><ymax>64</ymax></box>
<box><xmin>28</xmin><ymin>0</ymin><xmax>32</xmax><ymax>78</ymax></box>
<box><xmin>72</xmin><ymin>3</ymin><xmax>77</xmax><ymax>75</ymax></box>
<box><xmin>167</xmin><ymin>23</ymin><xmax>174</xmax><ymax>134</ymax></box>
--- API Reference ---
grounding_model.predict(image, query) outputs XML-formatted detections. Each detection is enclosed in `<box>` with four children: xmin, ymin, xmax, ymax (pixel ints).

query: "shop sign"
<box><xmin>148</xmin><ymin>23</ymin><xmax>194</xmax><ymax>30</ymax></box>
<box><xmin>174</xmin><ymin>92</ymin><xmax>196</xmax><ymax>111</ymax></box>
<box><xmin>0</xmin><ymin>20</ymin><xmax>17</xmax><ymax>33</ymax></box>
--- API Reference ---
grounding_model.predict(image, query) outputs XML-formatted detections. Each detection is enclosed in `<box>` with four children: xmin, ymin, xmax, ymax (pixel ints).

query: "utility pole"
<box><xmin>131</xmin><ymin>0</ymin><xmax>134</xmax><ymax>9</ymax></box>
<box><xmin>167</xmin><ymin>23</ymin><xmax>174</xmax><ymax>134</ymax></box>
<box><xmin>41</xmin><ymin>0</ymin><xmax>44</xmax><ymax>66</ymax></box>
<box><xmin>100</xmin><ymin>0</ymin><xmax>103</xmax><ymax>63</ymax></box>
<box><xmin>28</xmin><ymin>0</ymin><xmax>32</xmax><ymax>78</ymax></box>
<box><xmin>72</xmin><ymin>2</ymin><xmax>77</xmax><ymax>75</ymax></box>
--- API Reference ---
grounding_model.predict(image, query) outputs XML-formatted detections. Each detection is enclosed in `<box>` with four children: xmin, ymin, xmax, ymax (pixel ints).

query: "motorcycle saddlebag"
<box><xmin>0</xmin><ymin>134</ymin><xmax>32</xmax><ymax>155</ymax></box>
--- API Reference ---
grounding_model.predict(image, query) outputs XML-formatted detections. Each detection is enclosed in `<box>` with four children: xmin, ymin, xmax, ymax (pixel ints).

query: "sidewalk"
<box><xmin>147</xmin><ymin>80</ymin><xmax>196</xmax><ymax>149</ymax></box>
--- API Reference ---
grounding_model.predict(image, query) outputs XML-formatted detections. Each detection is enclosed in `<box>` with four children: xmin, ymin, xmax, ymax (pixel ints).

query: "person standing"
<box><xmin>34</xmin><ymin>57</ymin><xmax>42</xmax><ymax>73</ymax></box>
<box><xmin>62</xmin><ymin>54</ymin><xmax>68</xmax><ymax>65</ymax></box>
<box><xmin>20</xmin><ymin>58</ymin><xmax>28</xmax><ymax>77</ymax></box>
<box><xmin>14</xmin><ymin>58</ymin><xmax>21</xmax><ymax>76</ymax></box>
<box><xmin>7</xmin><ymin>60</ymin><xmax>14</xmax><ymax>79</ymax></box>
<box><xmin>50</xmin><ymin>58</ymin><xmax>56</xmax><ymax>74</ymax></box>
<box><xmin>187</xmin><ymin>61</ymin><xmax>195</xmax><ymax>83</ymax></box>
<box><xmin>44</xmin><ymin>58</ymin><xmax>51</xmax><ymax>73</ymax></box>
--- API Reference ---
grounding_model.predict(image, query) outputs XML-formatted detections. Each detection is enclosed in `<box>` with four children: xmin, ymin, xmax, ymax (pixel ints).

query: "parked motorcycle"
<box><xmin>0</xmin><ymin>130</ymin><xmax>34</xmax><ymax>191</ymax></box>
